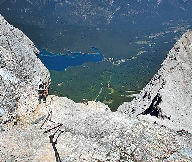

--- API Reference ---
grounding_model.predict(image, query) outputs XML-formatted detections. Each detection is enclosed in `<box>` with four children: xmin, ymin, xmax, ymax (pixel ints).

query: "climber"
<box><xmin>37</xmin><ymin>80</ymin><xmax>49</xmax><ymax>104</ymax></box>
<box><xmin>42</xmin><ymin>82</ymin><xmax>49</xmax><ymax>103</ymax></box>
<box><xmin>38</xmin><ymin>79</ymin><xmax>43</xmax><ymax>90</ymax></box>
<box><xmin>38</xmin><ymin>88</ymin><xmax>44</xmax><ymax>104</ymax></box>
<box><xmin>83</xmin><ymin>99</ymin><xmax>88</xmax><ymax>105</ymax></box>
<box><xmin>44</xmin><ymin>82</ymin><xmax>49</xmax><ymax>96</ymax></box>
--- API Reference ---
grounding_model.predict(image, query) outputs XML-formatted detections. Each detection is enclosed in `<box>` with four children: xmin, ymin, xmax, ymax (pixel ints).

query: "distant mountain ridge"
<box><xmin>0</xmin><ymin>0</ymin><xmax>191</xmax><ymax>29</ymax></box>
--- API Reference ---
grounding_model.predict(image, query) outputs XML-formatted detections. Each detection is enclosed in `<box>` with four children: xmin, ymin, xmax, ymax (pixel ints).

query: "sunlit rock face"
<box><xmin>118</xmin><ymin>31</ymin><xmax>192</xmax><ymax>133</ymax></box>
<box><xmin>0</xmin><ymin>14</ymin><xmax>192</xmax><ymax>162</ymax></box>
<box><xmin>0</xmin><ymin>0</ymin><xmax>191</xmax><ymax>111</ymax></box>
<box><xmin>0</xmin><ymin>14</ymin><xmax>50</xmax><ymax>125</ymax></box>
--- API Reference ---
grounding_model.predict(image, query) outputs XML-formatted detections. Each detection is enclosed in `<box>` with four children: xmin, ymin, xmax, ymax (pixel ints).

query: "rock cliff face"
<box><xmin>118</xmin><ymin>31</ymin><xmax>192</xmax><ymax>133</ymax></box>
<box><xmin>1</xmin><ymin>95</ymin><xmax>192</xmax><ymax>161</ymax></box>
<box><xmin>0</xmin><ymin>14</ymin><xmax>50</xmax><ymax>126</ymax></box>
<box><xmin>0</xmin><ymin>14</ymin><xmax>192</xmax><ymax>161</ymax></box>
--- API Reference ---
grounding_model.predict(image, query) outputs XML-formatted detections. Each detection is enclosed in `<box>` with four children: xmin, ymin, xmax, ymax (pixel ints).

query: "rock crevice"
<box><xmin>118</xmin><ymin>31</ymin><xmax>192</xmax><ymax>133</ymax></box>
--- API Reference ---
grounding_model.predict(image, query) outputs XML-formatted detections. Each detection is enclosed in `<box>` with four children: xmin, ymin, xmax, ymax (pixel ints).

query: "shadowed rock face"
<box><xmin>0</xmin><ymin>14</ymin><xmax>192</xmax><ymax>161</ymax></box>
<box><xmin>0</xmin><ymin>14</ymin><xmax>50</xmax><ymax>125</ymax></box>
<box><xmin>118</xmin><ymin>31</ymin><xmax>192</xmax><ymax>133</ymax></box>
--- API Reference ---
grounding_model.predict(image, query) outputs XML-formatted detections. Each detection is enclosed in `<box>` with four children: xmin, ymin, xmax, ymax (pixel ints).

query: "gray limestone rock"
<box><xmin>1</xmin><ymin>96</ymin><xmax>192</xmax><ymax>161</ymax></box>
<box><xmin>0</xmin><ymin>14</ymin><xmax>50</xmax><ymax>125</ymax></box>
<box><xmin>118</xmin><ymin>31</ymin><xmax>192</xmax><ymax>133</ymax></box>
<box><xmin>0</xmin><ymin>13</ymin><xmax>192</xmax><ymax>162</ymax></box>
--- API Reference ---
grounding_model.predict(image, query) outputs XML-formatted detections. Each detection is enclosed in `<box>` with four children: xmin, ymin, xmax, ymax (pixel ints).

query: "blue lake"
<box><xmin>38</xmin><ymin>48</ymin><xmax>104</xmax><ymax>71</ymax></box>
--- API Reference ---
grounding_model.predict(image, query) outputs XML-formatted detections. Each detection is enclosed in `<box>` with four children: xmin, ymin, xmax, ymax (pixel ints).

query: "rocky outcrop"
<box><xmin>0</xmin><ymin>14</ymin><xmax>192</xmax><ymax>161</ymax></box>
<box><xmin>1</xmin><ymin>95</ymin><xmax>192</xmax><ymax>161</ymax></box>
<box><xmin>118</xmin><ymin>31</ymin><xmax>192</xmax><ymax>133</ymax></box>
<box><xmin>0</xmin><ymin>14</ymin><xmax>50</xmax><ymax>127</ymax></box>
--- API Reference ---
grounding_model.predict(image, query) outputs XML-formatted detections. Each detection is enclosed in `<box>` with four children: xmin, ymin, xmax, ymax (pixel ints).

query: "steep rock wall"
<box><xmin>0</xmin><ymin>14</ymin><xmax>192</xmax><ymax>161</ymax></box>
<box><xmin>0</xmin><ymin>14</ymin><xmax>50</xmax><ymax>125</ymax></box>
<box><xmin>118</xmin><ymin>31</ymin><xmax>192</xmax><ymax>133</ymax></box>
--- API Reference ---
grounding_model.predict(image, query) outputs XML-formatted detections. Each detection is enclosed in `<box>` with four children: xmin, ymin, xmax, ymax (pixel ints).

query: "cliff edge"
<box><xmin>0</xmin><ymin>14</ymin><xmax>50</xmax><ymax>127</ymax></box>
<box><xmin>118</xmin><ymin>31</ymin><xmax>192</xmax><ymax>133</ymax></box>
<box><xmin>0</xmin><ymin>14</ymin><xmax>192</xmax><ymax>161</ymax></box>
